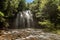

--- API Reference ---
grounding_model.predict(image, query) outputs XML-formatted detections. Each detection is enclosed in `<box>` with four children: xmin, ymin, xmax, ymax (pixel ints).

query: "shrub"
<box><xmin>0</xmin><ymin>11</ymin><xmax>9</xmax><ymax>30</ymax></box>
<box><xmin>38</xmin><ymin>20</ymin><xmax>54</xmax><ymax>30</ymax></box>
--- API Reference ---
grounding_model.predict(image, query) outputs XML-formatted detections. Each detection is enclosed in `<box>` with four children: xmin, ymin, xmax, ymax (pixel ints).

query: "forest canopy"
<box><xmin>0</xmin><ymin>0</ymin><xmax>60</xmax><ymax>33</ymax></box>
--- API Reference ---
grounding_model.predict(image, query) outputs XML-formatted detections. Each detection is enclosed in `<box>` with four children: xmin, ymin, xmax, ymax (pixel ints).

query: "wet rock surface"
<box><xmin>0</xmin><ymin>28</ymin><xmax>60</xmax><ymax>40</ymax></box>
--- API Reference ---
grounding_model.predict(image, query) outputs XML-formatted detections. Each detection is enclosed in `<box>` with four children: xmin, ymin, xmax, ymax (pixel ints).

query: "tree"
<box><xmin>0</xmin><ymin>0</ymin><xmax>27</xmax><ymax>29</ymax></box>
<box><xmin>29</xmin><ymin>0</ymin><xmax>60</xmax><ymax>30</ymax></box>
<box><xmin>18</xmin><ymin>0</ymin><xmax>26</xmax><ymax>11</ymax></box>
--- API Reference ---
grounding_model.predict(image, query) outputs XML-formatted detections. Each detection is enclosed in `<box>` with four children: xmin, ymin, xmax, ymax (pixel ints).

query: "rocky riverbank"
<box><xmin>0</xmin><ymin>28</ymin><xmax>60</xmax><ymax>40</ymax></box>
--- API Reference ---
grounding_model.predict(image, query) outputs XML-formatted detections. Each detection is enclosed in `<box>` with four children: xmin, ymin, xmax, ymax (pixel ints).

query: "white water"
<box><xmin>15</xmin><ymin>10</ymin><xmax>34</xmax><ymax>28</ymax></box>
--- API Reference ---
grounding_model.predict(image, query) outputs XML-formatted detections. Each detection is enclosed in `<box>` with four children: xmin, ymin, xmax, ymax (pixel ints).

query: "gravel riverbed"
<box><xmin>0</xmin><ymin>28</ymin><xmax>60</xmax><ymax>40</ymax></box>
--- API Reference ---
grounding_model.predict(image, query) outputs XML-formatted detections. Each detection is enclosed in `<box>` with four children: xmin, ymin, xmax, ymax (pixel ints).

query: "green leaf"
<box><xmin>0</xmin><ymin>12</ymin><xmax>4</xmax><ymax>16</ymax></box>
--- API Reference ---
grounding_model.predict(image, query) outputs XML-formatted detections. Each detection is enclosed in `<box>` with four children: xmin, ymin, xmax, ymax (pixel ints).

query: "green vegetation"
<box><xmin>29</xmin><ymin>0</ymin><xmax>60</xmax><ymax>34</ymax></box>
<box><xmin>0</xmin><ymin>0</ymin><xmax>60</xmax><ymax>34</ymax></box>
<box><xmin>0</xmin><ymin>0</ymin><xmax>26</xmax><ymax>29</ymax></box>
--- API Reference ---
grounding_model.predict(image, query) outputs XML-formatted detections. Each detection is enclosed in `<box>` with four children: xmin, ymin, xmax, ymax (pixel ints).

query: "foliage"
<box><xmin>0</xmin><ymin>11</ymin><xmax>9</xmax><ymax>29</ymax></box>
<box><xmin>0</xmin><ymin>12</ymin><xmax>5</xmax><ymax>22</ymax></box>
<box><xmin>38</xmin><ymin>20</ymin><xmax>54</xmax><ymax>29</ymax></box>
<box><xmin>0</xmin><ymin>0</ymin><xmax>27</xmax><ymax>29</ymax></box>
<box><xmin>0</xmin><ymin>12</ymin><xmax>4</xmax><ymax>17</ymax></box>
<box><xmin>29</xmin><ymin>0</ymin><xmax>60</xmax><ymax>31</ymax></box>
<box><xmin>18</xmin><ymin>0</ymin><xmax>26</xmax><ymax>11</ymax></box>
<box><xmin>0</xmin><ymin>0</ymin><xmax>60</xmax><ymax>32</ymax></box>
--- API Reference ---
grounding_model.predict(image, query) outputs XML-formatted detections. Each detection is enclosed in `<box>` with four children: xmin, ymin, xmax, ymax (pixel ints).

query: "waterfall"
<box><xmin>15</xmin><ymin>10</ymin><xmax>34</xmax><ymax>28</ymax></box>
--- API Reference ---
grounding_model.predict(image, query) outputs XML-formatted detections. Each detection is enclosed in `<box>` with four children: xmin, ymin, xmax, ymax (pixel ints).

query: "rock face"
<box><xmin>0</xmin><ymin>28</ymin><xmax>60</xmax><ymax>40</ymax></box>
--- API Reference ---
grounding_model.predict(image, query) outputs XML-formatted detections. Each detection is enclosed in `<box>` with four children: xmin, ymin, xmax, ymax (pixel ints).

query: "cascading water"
<box><xmin>15</xmin><ymin>10</ymin><xmax>34</xmax><ymax>28</ymax></box>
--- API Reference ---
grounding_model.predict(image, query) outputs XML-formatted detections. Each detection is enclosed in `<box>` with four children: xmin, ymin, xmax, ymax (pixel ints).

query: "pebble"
<box><xmin>0</xmin><ymin>28</ymin><xmax>60</xmax><ymax>40</ymax></box>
